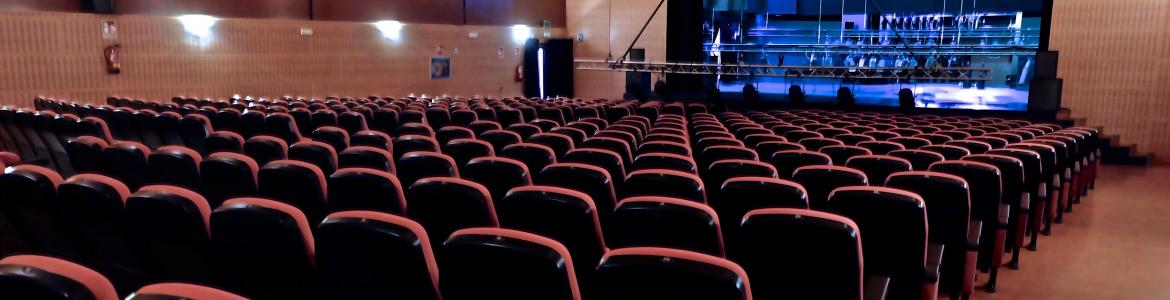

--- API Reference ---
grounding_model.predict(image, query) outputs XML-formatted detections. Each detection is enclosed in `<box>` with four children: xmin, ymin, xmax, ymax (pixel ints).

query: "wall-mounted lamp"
<box><xmin>374</xmin><ymin>20</ymin><xmax>405</xmax><ymax>41</ymax></box>
<box><xmin>511</xmin><ymin>25</ymin><xmax>532</xmax><ymax>44</ymax></box>
<box><xmin>176</xmin><ymin>14</ymin><xmax>218</xmax><ymax>38</ymax></box>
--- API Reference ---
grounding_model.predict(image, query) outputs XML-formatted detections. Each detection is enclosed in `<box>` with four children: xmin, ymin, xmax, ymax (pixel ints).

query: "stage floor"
<box><xmin>719</xmin><ymin>79</ymin><xmax>1030</xmax><ymax>111</ymax></box>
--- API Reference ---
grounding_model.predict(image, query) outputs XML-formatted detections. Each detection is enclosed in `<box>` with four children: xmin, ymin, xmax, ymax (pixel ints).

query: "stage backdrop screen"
<box><xmin>703</xmin><ymin>0</ymin><xmax>1045</xmax><ymax>111</ymax></box>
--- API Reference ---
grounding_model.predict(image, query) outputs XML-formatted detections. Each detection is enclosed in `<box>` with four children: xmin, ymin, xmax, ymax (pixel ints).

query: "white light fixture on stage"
<box><xmin>374</xmin><ymin>20</ymin><xmax>405</xmax><ymax>41</ymax></box>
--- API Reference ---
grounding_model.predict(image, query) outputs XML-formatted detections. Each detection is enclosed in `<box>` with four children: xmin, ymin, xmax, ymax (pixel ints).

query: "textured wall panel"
<box><xmin>567</xmin><ymin>0</ymin><xmax>668</xmax><ymax>100</ymax></box>
<box><xmin>1050</xmin><ymin>0</ymin><xmax>1170</xmax><ymax>161</ymax></box>
<box><xmin>0</xmin><ymin>11</ymin><xmax>566</xmax><ymax>107</ymax></box>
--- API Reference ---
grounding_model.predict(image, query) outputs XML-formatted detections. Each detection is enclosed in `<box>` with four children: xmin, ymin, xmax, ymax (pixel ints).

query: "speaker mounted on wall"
<box><xmin>81</xmin><ymin>0</ymin><xmax>116</xmax><ymax>14</ymax></box>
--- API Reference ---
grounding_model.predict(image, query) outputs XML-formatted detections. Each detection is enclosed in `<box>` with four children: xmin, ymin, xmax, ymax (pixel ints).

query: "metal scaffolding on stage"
<box><xmin>575</xmin><ymin>59</ymin><xmax>994</xmax><ymax>81</ymax></box>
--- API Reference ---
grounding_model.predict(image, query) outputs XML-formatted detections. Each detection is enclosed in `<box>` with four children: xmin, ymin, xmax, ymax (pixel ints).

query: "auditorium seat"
<box><xmin>316</xmin><ymin>211</ymin><xmax>441</xmax><ymax>300</ymax></box>
<box><xmin>922</xmin><ymin>145</ymin><xmax>972</xmax><ymax>160</ymax></box>
<box><xmin>102</xmin><ymin>141</ymin><xmax>151</xmax><ymax>189</ymax></box>
<box><xmin>889</xmin><ymin>149</ymin><xmax>947</xmax><ymax>170</ymax></box>
<box><xmin>204</xmin><ymin>131</ymin><xmax>245</xmax><ymax>154</ymax></box>
<box><xmin>497</xmin><ymin>186</ymin><xmax>607</xmax><ymax>290</ymax></box>
<box><xmin>769</xmin><ymin>150</ymin><xmax>832</xmax><ymax>179</ymax></box>
<box><xmin>827</xmin><ymin>187</ymin><xmax>941</xmax><ymax>300</ymax></box>
<box><xmin>289</xmin><ymin>140</ymin><xmax>339</xmax><ymax>175</ymax></box>
<box><xmin>258</xmin><ymin>160</ymin><xmax>329</xmax><ymax>224</ymax></box>
<box><xmin>792</xmin><ymin>166</ymin><xmax>869</xmax><ymax>209</ymax></box>
<box><xmin>0</xmin><ymin>255</ymin><xmax>119</xmax><ymax>300</ymax></box>
<box><xmin>462</xmin><ymin>157</ymin><xmax>533</xmax><ymax>203</ymax></box>
<box><xmin>243</xmin><ymin>135</ymin><xmax>288</xmax><ymax>166</ymax></box>
<box><xmin>714</xmin><ymin>177</ymin><xmax>809</xmax><ymax>244</ymax></box>
<box><xmin>199</xmin><ymin>152</ymin><xmax>259</xmax><ymax>208</ymax></box>
<box><xmin>631</xmin><ymin>153</ymin><xmax>697</xmax><ymax>174</ymax></box>
<box><xmin>500</xmin><ymin>143</ymin><xmax>557</xmax><ymax>173</ymax></box>
<box><xmin>396</xmin><ymin>151</ymin><xmax>459</xmax><ymax>187</ymax></box>
<box><xmin>393</xmin><ymin>135</ymin><xmax>440</xmax><ymax>159</ymax></box>
<box><xmin>593</xmin><ymin>247</ymin><xmax>751</xmax><ymax>300</ymax></box>
<box><xmin>929</xmin><ymin>161</ymin><xmax>1010</xmax><ymax>293</ymax></box>
<box><xmin>337</xmin><ymin>111</ymin><xmax>368</xmax><ymax>134</ymax></box>
<box><xmin>580</xmin><ymin>136</ymin><xmax>634</xmax><ymax>167</ymax></box>
<box><xmin>821</xmin><ymin>145</ymin><xmax>873</xmax><ymax>165</ymax></box>
<box><xmin>609</xmin><ymin>196</ymin><xmax>725</xmax><ymax>256</ymax></box>
<box><xmin>127</xmin><ymin>283</ymin><xmax>246</xmax><ymax>300</ymax></box>
<box><xmin>845</xmin><ymin>155</ymin><xmax>913</xmax><ymax>185</ymax></box>
<box><xmin>886</xmin><ymin>172</ymin><xmax>982</xmax><ymax>299</ymax></box>
<box><xmin>440</xmin><ymin>228</ymin><xmax>580</xmax><ymax>300</ymax></box>
<box><xmin>178</xmin><ymin>114</ymin><xmax>214</xmax><ymax>154</ymax></box>
<box><xmin>478</xmin><ymin>129</ymin><xmax>523</xmax><ymax>152</ymax></box>
<box><xmin>857</xmin><ymin>141</ymin><xmax>907</xmax><ymax>155</ymax></box>
<box><xmin>65</xmin><ymin>136</ymin><xmax>109</xmax><ymax>175</ymax></box>
<box><xmin>0</xmin><ymin>165</ymin><xmax>69</xmax><ymax>256</ymax></box>
<box><xmin>639</xmin><ymin>140</ymin><xmax>691</xmax><ymax>156</ymax></box>
<box><xmin>125</xmin><ymin>185</ymin><xmax>214</xmax><ymax>284</ymax></box>
<box><xmin>337</xmin><ymin>146</ymin><xmax>394</xmax><ymax>173</ymax></box>
<box><xmin>436</xmin><ymin>126</ymin><xmax>475</xmax><ymax>147</ymax></box>
<box><xmin>327</xmin><ymin>168</ymin><xmax>406</xmax><ymax>215</ymax></box>
<box><xmin>350</xmin><ymin>130</ymin><xmax>393</xmax><ymax>152</ymax></box>
<box><xmin>406</xmin><ymin>177</ymin><xmax>497</xmax><ymax>246</ymax></box>
<box><xmin>624</xmin><ymin>169</ymin><xmax>707</xmax><ymax>203</ymax></box>
<box><xmin>310</xmin><ymin>126</ymin><xmax>350</xmax><ymax>152</ymax></box>
<box><xmin>733</xmin><ymin>208</ymin><xmax>867</xmax><ymax>300</ymax></box>
<box><xmin>529</xmin><ymin>132</ymin><xmax>575</xmax><ymax>158</ymax></box>
<box><xmin>57</xmin><ymin>174</ymin><xmax>142</xmax><ymax>294</ymax></box>
<box><xmin>145</xmin><ymin>145</ymin><xmax>202</xmax><ymax>189</ymax></box>
<box><xmin>397</xmin><ymin>123</ymin><xmax>435</xmax><ymax>138</ymax></box>
<box><xmin>536</xmin><ymin>163</ymin><xmax>619</xmax><ymax>225</ymax></box>
<box><xmin>211</xmin><ymin>198</ymin><xmax>316</xmax><ymax>300</ymax></box>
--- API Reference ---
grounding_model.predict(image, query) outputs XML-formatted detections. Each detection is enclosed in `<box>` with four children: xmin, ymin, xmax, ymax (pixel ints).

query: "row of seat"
<box><xmin>2</xmin><ymin>95</ymin><xmax>1102</xmax><ymax>300</ymax></box>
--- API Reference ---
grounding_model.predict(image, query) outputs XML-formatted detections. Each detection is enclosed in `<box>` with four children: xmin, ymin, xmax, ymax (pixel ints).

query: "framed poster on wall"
<box><xmin>430</xmin><ymin>57</ymin><xmax>451</xmax><ymax>80</ymax></box>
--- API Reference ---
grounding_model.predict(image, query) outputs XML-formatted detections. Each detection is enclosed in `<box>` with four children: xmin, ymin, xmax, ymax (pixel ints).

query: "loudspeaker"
<box><xmin>788</xmin><ymin>85</ymin><xmax>805</xmax><ymax>105</ymax></box>
<box><xmin>628</xmin><ymin>49</ymin><xmax>646</xmax><ymax>62</ymax></box>
<box><xmin>1034</xmin><ymin>51</ymin><xmax>1059</xmax><ymax>79</ymax></box>
<box><xmin>837</xmin><ymin>87</ymin><xmax>855</xmax><ymax>110</ymax></box>
<box><xmin>625</xmin><ymin>48</ymin><xmax>651</xmax><ymax>100</ymax></box>
<box><xmin>898</xmin><ymin>88</ymin><xmax>916</xmax><ymax>111</ymax></box>
<box><xmin>81</xmin><ymin>0</ymin><xmax>116</xmax><ymax>14</ymax></box>
<box><xmin>1028</xmin><ymin>78</ymin><xmax>1063</xmax><ymax>112</ymax></box>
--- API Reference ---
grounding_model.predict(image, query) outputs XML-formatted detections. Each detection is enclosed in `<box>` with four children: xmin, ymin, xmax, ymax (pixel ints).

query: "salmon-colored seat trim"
<box><xmin>0</xmin><ymin>151</ymin><xmax>20</xmax><ymax>165</ymax></box>
<box><xmin>0</xmin><ymin>255</ymin><xmax>119</xmax><ymax>300</ymax></box>
<box><xmin>793</xmin><ymin>165</ymin><xmax>870</xmax><ymax>184</ymax></box>
<box><xmin>9</xmin><ymin>165</ymin><xmax>64</xmax><ymax>187</ymax></box>
<box><xmin>600</xmin><ymin>247</ymin><xmax>751</xmax><ymax>300</ymax></box>
<box><xmin>67</xmin><ymin>173</ymin><xmax>131</xmax><ymax>202</ymax></box>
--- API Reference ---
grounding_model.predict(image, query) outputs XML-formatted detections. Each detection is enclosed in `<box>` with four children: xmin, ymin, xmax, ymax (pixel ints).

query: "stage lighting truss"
<box><xmin>575</xmin><ymin>59</ymin><xmax>993</xmax><ymax>82</ymax></box>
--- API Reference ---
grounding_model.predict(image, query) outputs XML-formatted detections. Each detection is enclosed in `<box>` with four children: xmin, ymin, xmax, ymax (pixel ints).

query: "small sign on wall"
<box><xmin>430</xmin><ymin>57</ymin><xmax>451</xmax><ymax>80</ymax></box>
<box><xmin>102</xmin><ymin>20</ymin><xmax>117</xmax><ymax>40</ymax></box>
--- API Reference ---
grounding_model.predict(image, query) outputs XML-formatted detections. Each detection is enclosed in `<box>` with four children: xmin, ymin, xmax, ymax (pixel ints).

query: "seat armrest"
<box><xmin>925</xmin><ymin>242</ymin><xmax>945</xmax><ymax>283</ymax></box>
<box><xmin>997</xmin><ymin>204</ymin><xmax>1012</xmax><ymax>226</ymax></box>
<box><xmin>1037</xmin><ymin>182</ymin><xmax>1048</xmax><ymax>198</ymax></box>
<box><xmin>967</xmin><ymin>220</ymin><xmax>983</xmax><ymax>250</ymax></box>
<box><xmin>1020</xmin><ymin>192</ymin><xmax>1031</xmax><ymax>211</ymax></box>
<box><xmin>864</xmin><ymin>275</ymin><xmax>891</xmax><ymax>300</ymax></box>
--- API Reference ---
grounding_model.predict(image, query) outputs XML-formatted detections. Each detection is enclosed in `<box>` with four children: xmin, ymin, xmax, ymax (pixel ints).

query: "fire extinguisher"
<box><xmin>105</xmin><ymin>44</ymin><xmax>123</xmax><ymax>74</ymax></box>
<box><xmin>515</xmin><ymin>64</ymin><xmax>523</xmax><ymax>82</ymax></box>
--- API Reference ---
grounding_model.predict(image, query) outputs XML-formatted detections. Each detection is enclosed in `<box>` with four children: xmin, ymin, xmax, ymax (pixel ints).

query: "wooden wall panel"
<box><xmin>118</xmin><ymin>0</ymin><xmax>311</xmax><ymax>19</ymax></box>
<box><xmin>0</xmin><ymin>11</ymin><xmax>566</xmax><ymax>107</ymax></box>
<box><xmin>465</xmin><ymin>0</ymin><xmax>567</xmax><ymax>27</ymax></box>
<box><xmin>312</xmin><ymin>0</ymin><xmax>463</xmax><ymax>24</ymax></box>
<box><xmin>1050</xmin><ymin>0</ymin><xmax>1170</xmax><ymax>161</ymax></box>
<box><xmin>0</xmin><ymin>0</ymin><xmax>80</xmax><ymax>13</ymax></box>
<box><xmin>567</xmin><ymin>0</ymin><xmax>668</xmax><ymax>100</ymax></box>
